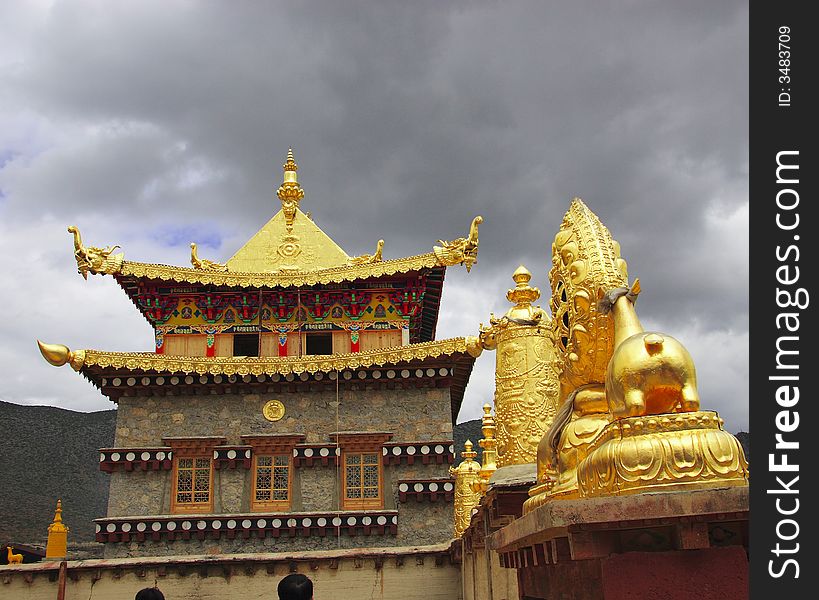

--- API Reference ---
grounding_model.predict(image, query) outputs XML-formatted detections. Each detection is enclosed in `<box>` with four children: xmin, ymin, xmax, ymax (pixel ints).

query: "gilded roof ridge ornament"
<box><xmin>276</xmin><ymin>148</ymin><xmax>305</xmax><ymax>232</ymax></box>
<box><xmin>190</xmin><ymin>242</ymin><xmax>228</xmax><ymax>272</ymax></box>
<box><xmin>37</xmin><ymin>340</ymin><xmax>86</xmax><ymax>371</ymax></box>
<box><xmin>348</xmin><ymin>239</ymin><xmax>385</xmax><ymax>265</ymax></box>
<box><xmin>433</xmin><ymin>215</ymin><xmax>482</xmax><ymax>272</ymax></box>
<box><xmin>68</xmin><ymin>225</ymin><xmax>124</xmax><ymax>279</ymax></box>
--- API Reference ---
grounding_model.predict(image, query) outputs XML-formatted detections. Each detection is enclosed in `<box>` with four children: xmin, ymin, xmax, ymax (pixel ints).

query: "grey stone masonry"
<box><xmin>103</xmin><ymin>385</ymin><xmax>456</xmax><ymax>556</ymax></box>
<box><xmin>113</xmin><ymin>386</ymin><xmax>451</xmax><ymax>446</ymax></box>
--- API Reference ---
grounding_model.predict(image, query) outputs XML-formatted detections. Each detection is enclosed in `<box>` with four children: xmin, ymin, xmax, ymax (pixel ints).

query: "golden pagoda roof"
<box><xmin>67</xmin><ymin>149</ymin><xmax>483</xmax><ymax>286</ymax></box>
<box><xmin>226</xmin><ymin>208</ymin><xmax>351</xmax><ymax>272</ymax></box>
<box><xmin>226</xmin><ymin>148</ymin><xmax>352</xmax><ymax>271</ymax></box>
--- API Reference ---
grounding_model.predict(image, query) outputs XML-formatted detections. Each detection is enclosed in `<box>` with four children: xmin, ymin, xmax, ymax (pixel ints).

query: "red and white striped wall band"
<box><xmin>99</xmin><ymin>448</ymin><xmax>173</xmax><ymax>472</ymax></box>
<box><xmin>382</xmin><ymin>442</ymin><xmax>455</xmax><ymax>465</ymax></box>
<box><xmin>100</xmin><ymin>367</ymin><xmax>454</xmax><ymax>388</ymax></box>
<box><xmin>100</xmin><ymin>440</ymin><xmax>455</xmax><ymax>472</ymax></box>
<box><xmin>397</xmin><ymin>478</ymin><xmax>455</xmax><ymax>503</ymax></box>
<box><xmin>94</xmin><ymin>511</ymin><xmax>399</xmax><ymax>543</ymax></box>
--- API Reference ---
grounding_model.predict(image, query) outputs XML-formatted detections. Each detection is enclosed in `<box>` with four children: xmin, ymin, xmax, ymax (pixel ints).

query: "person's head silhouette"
<box><xmin>135</xmin><ymin>588</ymin><xmax>165</xmax><ymax>600</ymax></box>
<box><xmin>278</xmin><ymin>573</ymin><xmax>313</xmax><ymax>600</ymax></box>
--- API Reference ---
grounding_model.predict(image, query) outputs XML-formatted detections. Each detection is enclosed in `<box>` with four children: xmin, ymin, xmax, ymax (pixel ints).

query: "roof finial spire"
<box><xmin>284</xmin><ymin>148</ymin><xmax>298</xmax><ymax>177</ymax></box>
<box><xmin>277</xmin><ymin>148</ymin><xmax>305</xmax><ymax>231</ymax></box>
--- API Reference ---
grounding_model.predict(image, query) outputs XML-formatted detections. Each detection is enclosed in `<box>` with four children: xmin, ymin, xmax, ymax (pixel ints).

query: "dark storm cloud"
<box><xmin>0</xmin><ymin>1</ymin><xmax>748</xmax><ymax>429</ymax></box>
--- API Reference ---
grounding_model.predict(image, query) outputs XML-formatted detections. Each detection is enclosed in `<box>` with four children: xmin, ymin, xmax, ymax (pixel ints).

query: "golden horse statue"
<box><xmin>6</xmin><ymin>546</ymin><xmax>23</xmax><ymax>564</ymax></box>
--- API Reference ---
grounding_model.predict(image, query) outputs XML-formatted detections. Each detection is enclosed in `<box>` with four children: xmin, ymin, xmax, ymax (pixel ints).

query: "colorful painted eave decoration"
<box><xmin>73</xmin><ymin>337</ymin><xmax>482</xmax><ymax>377</ymax></box>
<box><xmin>115</xmin><ymin>253</ymin><xmax>445</xmax><ymax>289</ymax></box>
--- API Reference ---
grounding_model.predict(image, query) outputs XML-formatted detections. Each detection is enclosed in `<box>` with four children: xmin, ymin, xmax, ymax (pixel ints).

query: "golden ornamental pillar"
<box><xmin>478</xmin><ymin>266</ymin><xmax>560</xmax><ymax>466</ymax></box>
<box><xmin>472</xmin><ymin>404</ymin><xmax>499</xmax><ymax>495</ymax></box>
<box><xmin>449</xmin><ymin>440</ymin><xmax>482</xmax><ymax>538</ymax></box>
<box><xmin>45</xmin><ymin>499</ymin><xmax>69</xmax><ymax>559</ymax></box>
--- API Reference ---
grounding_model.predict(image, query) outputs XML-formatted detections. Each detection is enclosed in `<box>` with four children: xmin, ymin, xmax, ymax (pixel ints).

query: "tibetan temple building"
<box><xmin>31</xmin><ymin>151</ymin><xmax>750</xmax><ymax>600</ymax></box>
<box><xmin>39</xmin><ymin>150</ymin><xmax>484</xmax><ymax>558</ymax></box>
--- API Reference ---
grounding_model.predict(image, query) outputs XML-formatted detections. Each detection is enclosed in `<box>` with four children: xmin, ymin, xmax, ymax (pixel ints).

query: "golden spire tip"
<box><xmin>283</xmin><ymin>148</ymin><xmax>297</xmax><ymax>172</ymax></box>
<box><xmin>512</xmin><ymin>264</ymin><xmax>532</xmax><ymax>284</ymax></box>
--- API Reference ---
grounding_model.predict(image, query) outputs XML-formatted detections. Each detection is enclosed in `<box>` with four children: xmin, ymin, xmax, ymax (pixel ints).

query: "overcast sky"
<box><xmin>0</xmin><ymin>1</ymin><xmax>748</xmax><ymax>431</ymax></box>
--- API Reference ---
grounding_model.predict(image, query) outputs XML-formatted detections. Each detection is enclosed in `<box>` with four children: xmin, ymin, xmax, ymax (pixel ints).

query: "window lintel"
<box><xmin>163</xmin><ymin>436</ymin><xmax>227</xmax><ymax>455</ymax></box>
<box><xmin>330</xmin><ymin>431</ymin><xmax>393</xmax><ymax>451</ymax></box>
<box><xmin>241</xmin><ymin>434</ymin><xmax>305</xmax><ymax>453</ymax></box>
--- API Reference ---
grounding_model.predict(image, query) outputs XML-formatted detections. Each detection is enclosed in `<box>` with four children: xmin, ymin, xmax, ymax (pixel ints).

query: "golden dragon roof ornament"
<box><xmin>434</xmin><ymin>215</ymin><xmax>482</xmax><ymax>272</ymax></box>
<box><xmin>68</xmin><ymin>225</ymin><xmax>124</xmax><ymax>280</ymax></box>
<box><xmin>190</xmin><ymin>242</ymin><xmax>228</xmax><ymax>272</ymax></box>
<box><xmin>348</xmin><ymin>239</ymin><xmax>384</xmax><ymax>265</ymax></box>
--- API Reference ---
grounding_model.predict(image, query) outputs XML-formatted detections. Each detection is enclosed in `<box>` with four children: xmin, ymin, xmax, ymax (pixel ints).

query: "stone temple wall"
<box><xmin>111</xmin><ymin>386</ymin><xmax>453</xmax><ymax>448</ymax></box>
<box><xmin>102</xmin><ymin>385</ymin><xmax>456</xmax><ymax>557</ymax></box>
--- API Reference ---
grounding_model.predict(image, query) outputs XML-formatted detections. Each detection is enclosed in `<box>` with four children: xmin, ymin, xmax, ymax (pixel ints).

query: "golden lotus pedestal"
<box><xmin>525</xmin><ymin>411</ymin><xmax>748</xmax><ymax>514</ymax></box>
<box><xmin>577</xmin><ymin>411</ymin><xmax>748</xmax><ymax>497</ymax></box>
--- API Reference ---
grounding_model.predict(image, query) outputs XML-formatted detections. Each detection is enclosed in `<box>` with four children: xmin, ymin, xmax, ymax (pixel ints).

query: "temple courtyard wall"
<box><xmin>1</xmin><ymin>544</ymin><xmax>461</xmax><ymax>600</ymax></box>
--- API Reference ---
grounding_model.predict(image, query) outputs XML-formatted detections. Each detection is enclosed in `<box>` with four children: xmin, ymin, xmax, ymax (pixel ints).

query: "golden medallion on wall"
<box><xmin>262</xmin><ymin>400</ymin><xmax>286</xmax><ymax>422</ymax></box>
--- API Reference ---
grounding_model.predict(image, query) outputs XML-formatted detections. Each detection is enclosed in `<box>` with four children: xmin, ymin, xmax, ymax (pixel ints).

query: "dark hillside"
<box><xmin>454</xmin><ymin>418</ymin><xmax>483</xmax><ymax>464</ymax></box>
<box><xmin>0</xmin><ymin>400</ymin><xmax>115</xmax><ymax>545</ymax></box>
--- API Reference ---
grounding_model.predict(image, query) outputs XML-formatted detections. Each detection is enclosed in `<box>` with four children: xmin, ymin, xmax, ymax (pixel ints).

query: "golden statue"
<box><xmin>434</xmin><ymin>215</ymin><xmax>482</xmax><ymax>272</ymax></box>
<box><xmin>349</xmin><ymin>239</ymin><xmax>384</xmax><ymax>265</ymax></box>
<box><xmin>450</xmin><ymin>440</ymin><xmax>482</xmax><ymax>538</ymax></box>
<box><xmin>6</xmin><ymin>547</ymin><xmax>23</xmax><ymax>564</ymax></box>
<box><xmin>528</xmin><ymin>199</ymin><xmax>627</xmax><ymax>501</ymax></box>
<box><xmin>574</xmin><ymin>282</ymin><xmax>745</xmax><ymax>497</ymax></box>
<box><xmin>478</xmin><ymin>266</ymin><xmax>560</xmax><ymax>466</ymax></box>
<box><xmin>68</xmin><ymin>225</ymin><xmax>124</xmax><ymax>279</ymax></box>
<box><xmin>523</xmin><ymin>198</ymin><xmax>748</xmax><ymax>512</ymax></box>
<box><xmin>190</xmin><ymin>242</ymin><xmax>228</xmax><ymax>272</ymax></box>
